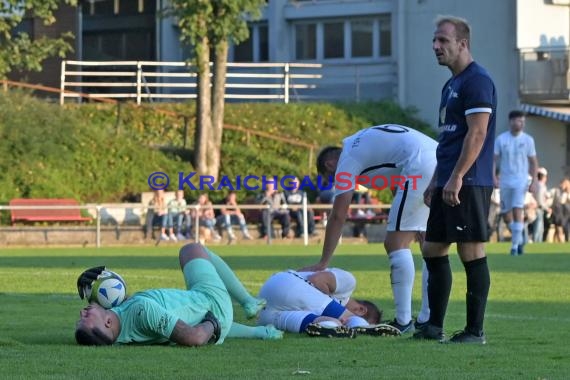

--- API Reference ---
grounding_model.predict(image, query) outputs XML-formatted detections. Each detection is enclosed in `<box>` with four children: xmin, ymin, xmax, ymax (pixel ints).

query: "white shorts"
<box><xmin>258</xmin><ymin>309</ymin><xmax>314</xmax><ymax>333</ymax></box>
<box><xmin>500</xmin><ymin>186</ymin><xmax>526</xmax><ymax>212</ymax></box>
<box><xmin>258</xmin><ymin>272</ymin><xmax>332</xmax><ymax>312</ymax></box>
<box><xmin>387</xmin><ymin>151</ymin><xmax>436</xmax><ymax>232</ymax></box>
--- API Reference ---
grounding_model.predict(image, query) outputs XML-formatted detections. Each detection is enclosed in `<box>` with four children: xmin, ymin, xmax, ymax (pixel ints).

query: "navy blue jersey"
<box><xmin>435</xmin><ymin>62</ymin><xmax>496</xmax><ymax>187</ymax></box>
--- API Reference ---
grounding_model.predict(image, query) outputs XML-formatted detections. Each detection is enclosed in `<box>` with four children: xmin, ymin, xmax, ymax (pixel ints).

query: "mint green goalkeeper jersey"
<box><xmin>111</xmin><ymin>259</ymin><xmax>233</xmax><ymax>345</ymax></box>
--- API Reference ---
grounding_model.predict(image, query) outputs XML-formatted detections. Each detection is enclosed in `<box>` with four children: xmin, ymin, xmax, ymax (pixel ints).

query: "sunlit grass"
<box><xmin>1</xmin><ymin>242</ymin><xmax>569</xmax><ymax>379</ymax></box>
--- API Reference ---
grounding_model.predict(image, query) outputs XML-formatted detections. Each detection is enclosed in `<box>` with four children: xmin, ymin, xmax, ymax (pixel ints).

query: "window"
<box><xmin>258</xmin><ymin>25</ymin><xmax>269</xmax><ymax>62</ymax></box>
<box><xmin>324</xmin><ymin>22</ymin><xmax>344</xmax><ymax>59</ymax></box>
<box><xmin>83</xmin><ymin>0</ymin><xmax>155</xmax><ymax>16</ymax></box>
<box><xmin>295</xmin><ymin>23</ymin><xmax>316</xmax><ymax>60</ymax></box>
<box><xmin>234</xmin><ymin>27</ymin><xmax>254</xmax><ymax>62</ymax></box>
<box><xmin>294</xmin><ymin>14</ymin><xmax>392</xmax><ymax>61</ymax></box>
<box><xmin>232</xmin><ymin>24</ymin><xmax>268</xmax><ymax>62</ymax></box>
<box><xmin>351</xmin><ymin>19</ymin><xmax>373</xmax><ymax>58</ymax></box>
<box><xmin>12</xmin><ymin>18</ymin><xmax>33</xmax><ymax>38</ymax></box>
<box><xmin>83</xmin><ymin>29</ymin><xmax>155</xmax><ymax>60</ymax></box>
<box><xmin>379</xmin><ymin>15</ymin><xmax>391</xmax><ymax>57</ymax></box>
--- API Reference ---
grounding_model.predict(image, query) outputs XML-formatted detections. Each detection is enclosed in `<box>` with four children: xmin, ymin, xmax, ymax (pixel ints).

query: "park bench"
<box><xmin>9</xmin><ymin>198</ymin><xmax>91</xmax><ymax>225</ymax></box>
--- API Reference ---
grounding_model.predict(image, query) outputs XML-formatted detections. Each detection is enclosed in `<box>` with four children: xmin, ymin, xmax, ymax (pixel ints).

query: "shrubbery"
<box><xmin>0</xmin><ymin>90</ymin><xmax>434</xmax><ymax>206</ymax></box>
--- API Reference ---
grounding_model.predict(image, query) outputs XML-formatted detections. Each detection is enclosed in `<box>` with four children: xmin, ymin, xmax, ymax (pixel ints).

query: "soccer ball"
<box><xmin>88</xmin><ymin>271</ymin><xmax>127</xmax><ymax>309</ymax></box>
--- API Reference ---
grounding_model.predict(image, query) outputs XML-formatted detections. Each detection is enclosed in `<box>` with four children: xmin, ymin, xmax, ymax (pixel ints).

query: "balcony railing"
<box><xmin>519</xmin><ymin>47</ymin><xmax>570</xmax><ymax>102</ymax></box>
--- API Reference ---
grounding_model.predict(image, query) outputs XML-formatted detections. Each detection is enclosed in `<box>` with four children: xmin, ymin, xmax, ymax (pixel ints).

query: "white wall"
<box><xmin>525</xmin><ymin>117</ymin><xmax>568</xmax><ymax>185</ymax></box>
<box><xmin>401</xmin><ymin>0</ymin><xmax>518</xmax><ymax>129</ymax></box>
<box><xmin>517</xmin><ymin>0</ymin><xmax>570</xmax><ymax>48</ymax></box>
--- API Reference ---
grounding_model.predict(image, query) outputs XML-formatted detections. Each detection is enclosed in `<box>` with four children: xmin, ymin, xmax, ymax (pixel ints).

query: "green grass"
<box><xmin>1</xmin><ymin>242</ymin><xmax>569</xmax><ymax>379</ymax></box>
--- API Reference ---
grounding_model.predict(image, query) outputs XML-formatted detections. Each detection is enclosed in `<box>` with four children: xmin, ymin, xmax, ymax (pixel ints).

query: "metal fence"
<box><xmin>519</xmin><ymin>46</ymin><xmax>570</xmax><ymax>100</ymax></box>
<box><xmin>60</xmin><ymin>60</ymin><xmax>323</xmax><ymax>105</ymax></box>
<box><xmin>0</xmin><ymin>201</ymin><xmax>390</xmax><ymax>248</ymax></box>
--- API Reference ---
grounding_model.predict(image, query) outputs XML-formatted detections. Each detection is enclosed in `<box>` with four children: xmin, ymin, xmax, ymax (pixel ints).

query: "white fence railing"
<box><xmin>0</xmin><ymin>202</ymin><xmax>389</xmax><ymax>248</ymax></box>
<box><xmin>60</xmin><ymin>61</ymin><xmax>323</xmax><ymax>105</ymax></box>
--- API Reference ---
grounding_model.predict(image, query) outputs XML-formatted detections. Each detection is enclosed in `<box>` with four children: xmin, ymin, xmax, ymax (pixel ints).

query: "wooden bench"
<box><xmin>9</xmin><ymin>198</ymin><xmax>92</xmax><ymax>225</ymax></box>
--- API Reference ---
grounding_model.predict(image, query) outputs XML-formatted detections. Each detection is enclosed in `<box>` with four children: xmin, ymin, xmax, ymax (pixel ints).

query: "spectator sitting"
<box><xmin>145</xmin><ymin>189</ymin><xmax>174</xmax><ymax>241</ymax></box>
<box><xmin>192</xmin><ymin>194</ymin><xmax>222</xmax><ymax>242</ymax></box>
<box><xmin>218</xmin><ymin>192</ymin><xmax>253</xmax><ymax>243</ymax></box>
<box><xmin>256</xmin><ymin>183</ymin><xmax>291</xmax><ymax>239</ymax></box>
<box><xmin>284</xmin><ymin>177</ymin><xmax>316</xmax><ymax>238</ymax></box>
<box><xmin>352</xmin><ymin>185</ymin><xmax>375</xmax><ymax>218</ymax></box>
<box><xmin>168</xmin><ymin>190</ymin><xmax>192</xmax><ymax>240</ymax></box>
<box><xmin>316</xmin><ymin>175</ymin><xmax>335</xmax><ymax>205</ymax></box>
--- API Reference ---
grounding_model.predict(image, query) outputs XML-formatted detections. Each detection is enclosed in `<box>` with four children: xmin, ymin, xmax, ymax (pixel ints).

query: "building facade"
<box><xmin>12</xmin><ymin>0</ymin><xmax>570</xmax><ymax>183</ymax></box>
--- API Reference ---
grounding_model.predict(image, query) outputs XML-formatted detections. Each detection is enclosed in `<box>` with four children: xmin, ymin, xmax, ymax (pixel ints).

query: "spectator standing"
<box><xmin>531</xmin><ymin>167</ymin><xmax>550</xmax><ymax>243</ymax></box>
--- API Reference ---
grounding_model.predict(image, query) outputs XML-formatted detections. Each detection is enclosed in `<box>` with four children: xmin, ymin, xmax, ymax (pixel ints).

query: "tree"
<box><xmin>165</xmin><ymin>0</ymin><xmax>265</xmax><ymax>179</ymax></box>
<box><xmin>0</xmin><ymin>0</ymin><xmax>76</xmax><ymax>79</ymax></box>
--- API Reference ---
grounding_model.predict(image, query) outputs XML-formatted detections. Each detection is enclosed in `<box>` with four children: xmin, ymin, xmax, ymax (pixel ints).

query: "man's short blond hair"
<box><xmin>435</xmin><ymin>15</ymin><xmax>471</xmax><ymax>45</ymax></box>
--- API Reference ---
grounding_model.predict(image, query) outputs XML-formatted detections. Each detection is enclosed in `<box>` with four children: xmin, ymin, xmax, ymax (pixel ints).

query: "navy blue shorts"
<box><xmin>426</xmin><ymin>186</ymin><xmax>493</xmax><ymax>243</ymax></box>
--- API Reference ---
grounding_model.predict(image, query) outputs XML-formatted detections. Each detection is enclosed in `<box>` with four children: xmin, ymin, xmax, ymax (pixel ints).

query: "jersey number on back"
<box><xmin>372</xmin><ymin>125</ymin><xmax>409</xmax><ymax>133</ymax></box>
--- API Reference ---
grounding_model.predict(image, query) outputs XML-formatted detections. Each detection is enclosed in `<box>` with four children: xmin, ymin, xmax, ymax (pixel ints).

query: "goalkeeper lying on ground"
<box><xmin>75</xmin><ymin>243</ymin><xmax>282</xmax><ymax>346</ymax></box>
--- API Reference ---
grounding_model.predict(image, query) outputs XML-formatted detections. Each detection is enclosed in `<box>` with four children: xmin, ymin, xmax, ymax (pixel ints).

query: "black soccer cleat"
<box><xmin>443</xmin><ymin>329</ymin><xmax>486</xmax><ymax>344</ymax></box>
<box><xmin>412</xmin><ymin>323</ymin><xmax>444</xmax><ymax>341</ymax></box>
<box><xmin>354</xmin><ymin>323</ymin><xmax>401</xmax><ymax>337</ymax></box>
<box><xmin>305</xmin><ymin>323</ymin><xmax>356</xmax><ymax>338</ymax></box>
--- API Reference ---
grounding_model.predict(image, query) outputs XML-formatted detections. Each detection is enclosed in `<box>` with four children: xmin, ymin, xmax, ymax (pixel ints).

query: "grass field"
<box><xmin>1</xmin><ymin>242</ymin><xmax>569</xmax><ymax>379</ymax></box>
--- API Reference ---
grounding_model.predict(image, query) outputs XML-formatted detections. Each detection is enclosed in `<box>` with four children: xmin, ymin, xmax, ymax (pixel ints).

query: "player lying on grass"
<box><xmin>75</xmin><ymin>243</ymin><xmax>282</xmax><ymax>346</ymax></box>
<box><xmin>257</xmin><ymin>268</ymin><xmax>400</xmax><ymax>338</ymax></box>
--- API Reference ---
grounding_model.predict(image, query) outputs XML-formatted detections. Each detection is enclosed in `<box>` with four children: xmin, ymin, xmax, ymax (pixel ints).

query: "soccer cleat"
<box><xmin>305</xmin><ymin>323</ymin><xmax>356</xmax><ymax>338</ymax></box>
<box><xmin>517</xmin><ymin>244</ymin><xmax>524</xmax><ymax>255</ymax></box>
<box><xmin>414</xmin><ymin>319</ymin><xmax>429</xmax><ymax>331</ymax></box>
<box><xmin>510</xmin><ymin>248</ymin><xmax>518</xmax><ymax>256</ymax></box>
<box><xmin>386</xmin><ymin>318</ymin><xmax>415</xmax><ymax>334</ymax></box>
<box><xmin>354</xmin><ymin>323</ymin><xmax>401</xmax><ymax>337</ymax></box>
<box><xmin>443</xmin><ymin>329</ymin><xmax>486</xmax><ymax>344</ymax></box>
<box><xmin>262</xmin><ymin>325</ymin><xmax>284</xmax><ymax>340</ymax></box>
<box><xmin>244</xmin><ymin>298</ymin><xmax>267</xmax><ymax>319</ymax></box>
<box><xmin>412</xmin><ymin>323</ymin><xmax>444</xmax><ymax>341</ymax></box>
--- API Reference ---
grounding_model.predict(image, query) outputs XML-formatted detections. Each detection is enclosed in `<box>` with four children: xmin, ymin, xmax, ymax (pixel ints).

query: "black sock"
<box><xmin>463</xmin><ymin>257</ymin><xmax>490</xmax><ymax>336</ymax></box>
<box><xmin>425</xmin><ymin>256</ymin><xmax>452</xmax><ymax>329</ymax></box>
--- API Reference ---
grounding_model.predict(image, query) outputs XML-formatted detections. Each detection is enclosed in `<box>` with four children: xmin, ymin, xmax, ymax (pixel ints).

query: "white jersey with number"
<box><xmin>334</xmin><ymin>124</ymin><xmax>437</xmax><ymax>231</ymax></box>
<box><xmin>494</xmin><ymin>131</ymin><xmax>536</xmax><ymax>188</ymax></box>
<box><xmin>256</xmin><ymin>268</ymin><xmax>356</xmax><ymax>332</ymax></box>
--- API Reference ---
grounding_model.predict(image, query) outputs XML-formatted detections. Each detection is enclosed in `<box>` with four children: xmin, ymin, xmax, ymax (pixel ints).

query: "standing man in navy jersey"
<box><xmin>413</xmin><ymin>16</ymin><xmax>496</xmax><ymax>344</ymax></box>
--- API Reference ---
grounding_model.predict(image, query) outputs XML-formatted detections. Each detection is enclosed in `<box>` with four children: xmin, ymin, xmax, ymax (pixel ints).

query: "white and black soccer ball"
<box><xmin>87</xmin><ymin>270</ymin><xmax>127</xmax><ymax>309</ymax></box>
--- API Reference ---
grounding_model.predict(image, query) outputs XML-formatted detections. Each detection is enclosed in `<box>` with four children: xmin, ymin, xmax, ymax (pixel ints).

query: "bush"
<box><xmin>0</xmin><ymin>91</ymin><xmax>433</xmax><ymax>205</ymax></box>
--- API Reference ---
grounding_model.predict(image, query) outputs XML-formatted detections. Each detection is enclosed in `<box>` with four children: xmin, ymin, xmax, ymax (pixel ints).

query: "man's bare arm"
<box><xmin>444</xmin><ymin>112</ymin><xmax>490</xmax><ymax>205</ymax></box>
<box><xmin>169</xmin><ymin>319</ymin><xmax>214</xmax><ymax>347</ymax></box>
<box><xmin>307</xmin><ymin>271</ymin><xmax>337</xmax><ymax>294</ymax></box>
<box><xmin>299</xmin><ymin>191</ymin><xmax>353</xmax><ymax>272</ymax></box>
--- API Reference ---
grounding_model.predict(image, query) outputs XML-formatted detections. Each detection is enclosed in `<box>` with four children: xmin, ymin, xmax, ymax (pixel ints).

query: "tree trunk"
<box><xmin>208</xmin><ymin>40</ymin><xmax>229</xmax><ymax>180</ymax></box>
<box><xmin>193</xmin><ymin>35</ymin><xmax>212</xmax><ymax>176</ymax></box>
